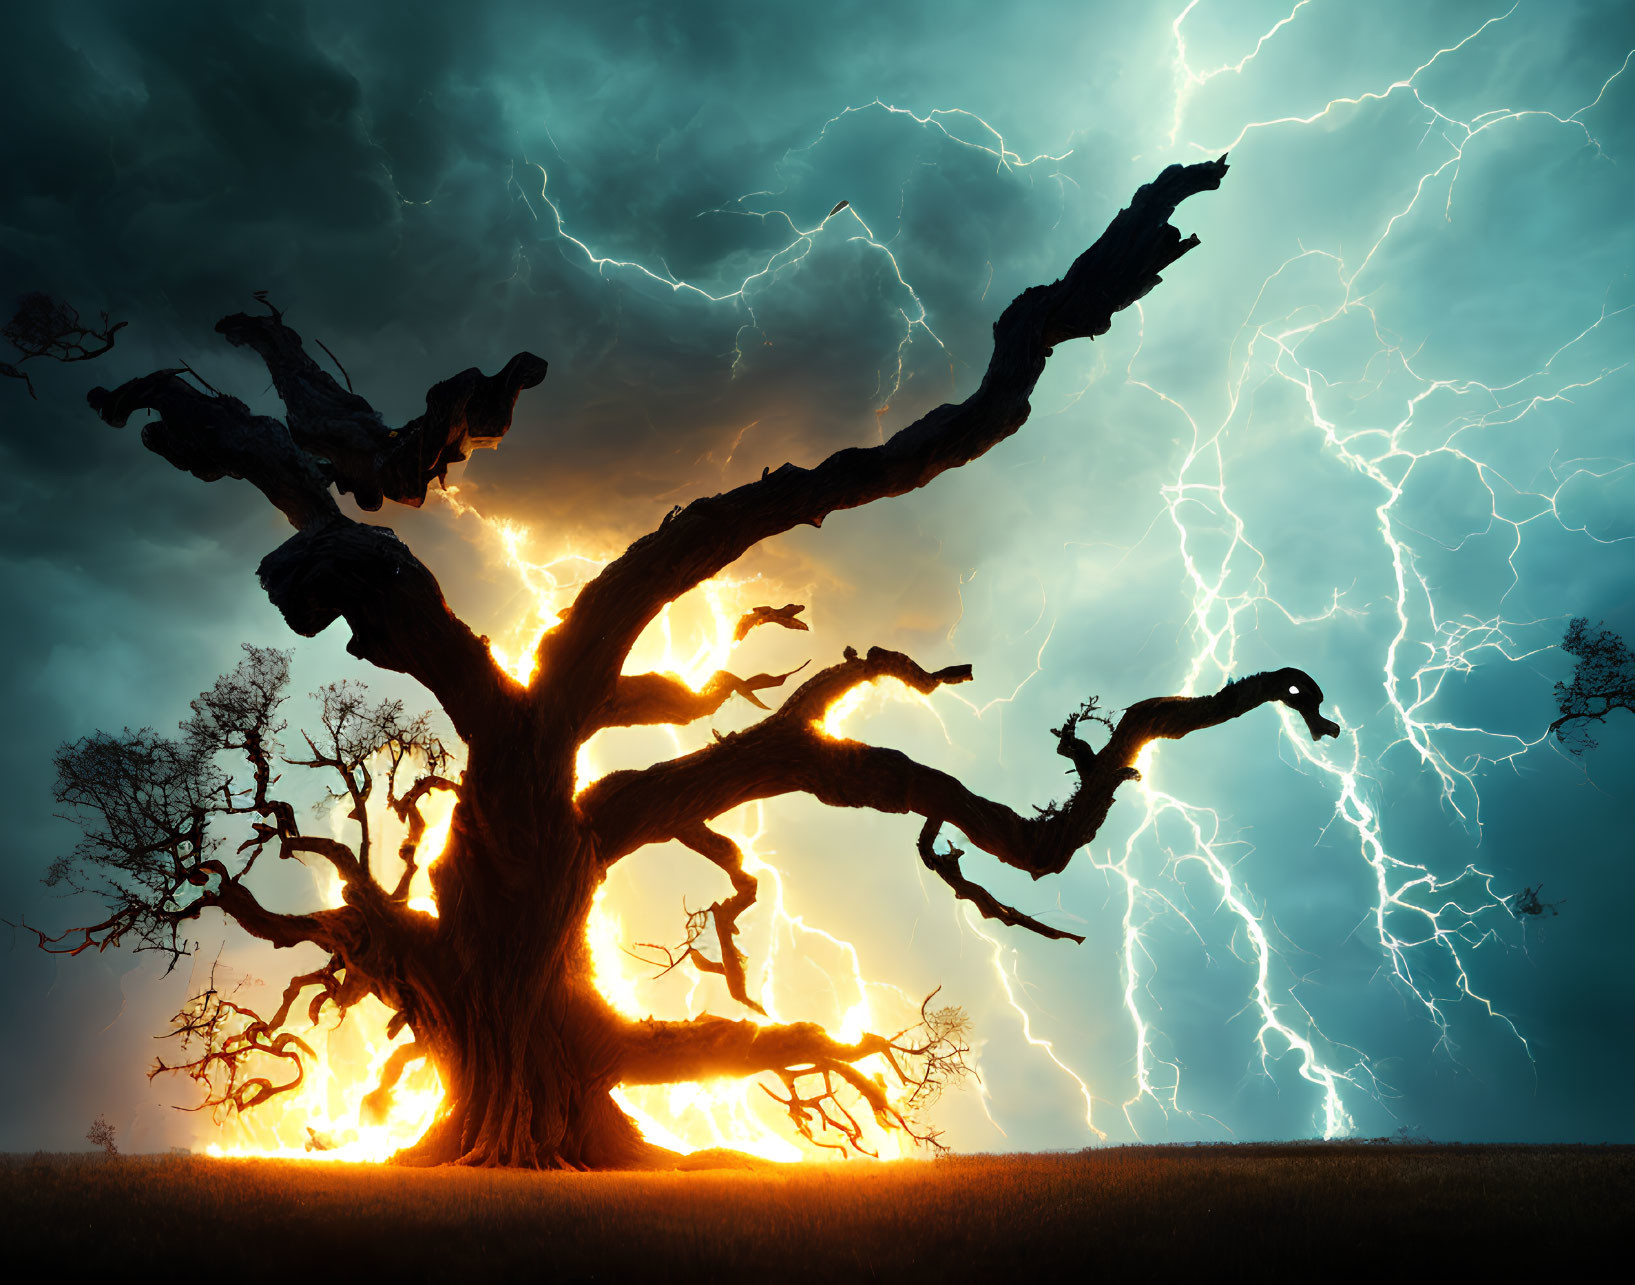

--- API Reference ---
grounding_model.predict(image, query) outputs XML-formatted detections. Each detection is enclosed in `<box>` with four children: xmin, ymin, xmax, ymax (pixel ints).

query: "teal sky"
<box><xmin>2</xmin><ymin>0</ymin><xmax>1632</xmax><ymax>1154</ymax></box>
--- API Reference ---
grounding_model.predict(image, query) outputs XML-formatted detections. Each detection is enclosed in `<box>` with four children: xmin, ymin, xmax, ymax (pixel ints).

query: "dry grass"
<box><xmin>3</xmin><ymin>1144</ymin><xmax>1628</xmax><ymax>1278</ymax></box>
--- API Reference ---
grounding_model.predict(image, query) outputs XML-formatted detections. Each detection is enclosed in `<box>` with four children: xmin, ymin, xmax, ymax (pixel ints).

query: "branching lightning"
<box><xmin>1094</xmin><ymin>0</ymin><xmax>1633</xmax><ymax>1136</ymax></box>
<box><xmin>417</xmin><ymin>1</ymin><xmax>1631</xmax><ymax>1152</ymax></box>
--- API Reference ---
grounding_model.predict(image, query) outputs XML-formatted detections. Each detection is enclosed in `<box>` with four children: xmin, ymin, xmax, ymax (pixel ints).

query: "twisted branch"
<box><xmin>86</xmin><ymin>303</ymin><xmax>538</xmax><ymax>736</ymax></box>
<box><xmin>541</xmin><ymin>157</ymin><xmax>1229</xmax><ymax>739</ymax></box>
<box><xmin>583</xmin><ymin>652</ymin><xmax>1338</xmax><ymax>942</ymax></box>
<box><xmin>152</xmin><ymin>965</ymin><xmax>319</xmax><ymax>1115</ymax></box>
<box><xmin>619</xmin><ymin>990</ymin><xmax>971</xmax><ymax>1156</ymax></box>
<box><xmin>214</xmin><ymin>301</ymin><xmax>547</xmax><ymax>510</ymax></box>
<box><xmin>593</xmin><ymin>662</ymin><xmax>810</xmax><ymax>731</ymax></box>
<box><xmin>664</xmin><ymin>824</ymin><xmax>765</xmax><ymax>1015</ymax></box>
<box><xmin>3</xmin><ymin>293</ymin><xmax>126</xmax><ymax>397</ymax></box>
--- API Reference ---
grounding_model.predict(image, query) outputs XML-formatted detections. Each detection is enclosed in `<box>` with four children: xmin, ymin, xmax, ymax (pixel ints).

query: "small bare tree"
<box><xmin>85</xmin><ymin>1114</ymin><xmax>119</xmax><ymax>1156</ymax></box>
<box><xmin>2</xmin><ymin>293</ymin><xmax>126</xmax><ymax>397</ymax></box>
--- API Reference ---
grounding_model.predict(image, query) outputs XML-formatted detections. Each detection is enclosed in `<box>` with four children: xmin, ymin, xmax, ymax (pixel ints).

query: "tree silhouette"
<box><xmin>1506</xmin><ymin>884</ymin><xmax>1561</xmax><ymax>919</ymax></box>
<box><xmin>85</xmin><ymin>1114</ymin><xmax>118</xmax><ymax>1156</ymax></box>
<box><xmin>31</xmin><ymin>156</ymin><xmax>1342</xmax><ymax>1168</ymax></box>
<box><xmin>2</xmin><ymin>293</ymin><xmax>126</xmax><ymax>398</ymax></box>
<box><xmin>1552</xmin><ymin>617</ymin><xmax>1635</xmax><ymax>754</ymax></box>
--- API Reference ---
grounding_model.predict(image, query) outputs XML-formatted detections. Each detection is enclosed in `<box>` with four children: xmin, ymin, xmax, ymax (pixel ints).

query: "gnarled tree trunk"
<box><xmin>387</xmin><ymin>725</ymin><xmax>651</xmax><ymax>1168</ymax></box>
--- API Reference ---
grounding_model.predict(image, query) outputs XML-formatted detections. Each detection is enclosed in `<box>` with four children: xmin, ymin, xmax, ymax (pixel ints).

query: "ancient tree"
<box><xmin>33</xmin><ymin>157</ymin><xmax>1341</xmax><ymax>1168</ymax></box>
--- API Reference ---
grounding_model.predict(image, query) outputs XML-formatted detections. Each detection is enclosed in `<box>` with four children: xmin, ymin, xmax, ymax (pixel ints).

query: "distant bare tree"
<box><xmin>1507</xmin><ymin>884</ymin><xmax>1562</xmax><ymax>919</ymax></box>
<box><xmin>86</xmin><ymin>1114</ymin><xmax>118</xmax><ymax>1156</ymax></box>
<box><xmin>1552</xmin><ymin>618</ymin><xmax>1635</xmax><ymax>754</ymax></box>
<box><xmin>2</xmin><ymin>293</ymin><xmax>126</xmax><ymax>396</ymax></box>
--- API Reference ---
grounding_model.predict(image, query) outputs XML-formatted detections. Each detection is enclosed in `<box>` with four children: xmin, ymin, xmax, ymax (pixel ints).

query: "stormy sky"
<box><xmin>2</xmin><ymin>0</ymin><xmax>1632</xmax><ymax>1154</ymax></box>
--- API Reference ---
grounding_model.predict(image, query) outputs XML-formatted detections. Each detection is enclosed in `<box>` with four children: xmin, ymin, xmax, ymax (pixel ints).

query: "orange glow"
<box><xmin>203</xmin><ymin>993</ymin><xmax>444</xmax><ymax>1162</ymax></box>
<box><xmin>818</xmin><ymin>676</ymin><xmax>950</xmax><ymax>742</ymax></box>
<box><xmin>590</xmin><ymin>802</ymin><xmax>923</xmax><ymax>1162</ymax></box>
<box><xmin>201</xmin><ymin>492</ymin><xmax>947</xmax><ymax>1163</ymax></box>
<box><xmin>205</xmin><ymin>790</ymin><xmax>456</xmax><ymax>1161</ymax></box>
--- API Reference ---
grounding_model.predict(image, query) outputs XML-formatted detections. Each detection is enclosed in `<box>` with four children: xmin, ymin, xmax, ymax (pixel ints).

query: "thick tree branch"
<box><xmin>91</xmin><ymin>377</ymin><xmax>510</xmax><ymax>732</ymax></box>
<box><xmin>82</xmin><ymin>375</ymin><xmax>505</xmax><ymax>733</ymax></box>
<box><xmin>256</xmin><ymin>523</ymin><xmax>506</xmax><ymax>739</ymax></box>
<box><xmin>580</xmin><ymin>645</ymin><xmax>982</xmax><ymax>861</ymax></box>
<box><xmin>86</xmin><ymin>306</ymin><xmax>539</xmax><ymax>735</ymax></box>
<box><xmin>584</xmin><ymin>653</ymin><xmax>1337</xmax><ymax>942</ymax></box>
<box><xmin>618</xmin><ymin>998</ymin><xmax>972</xmax><ymax>1156</ymax></box>
<box><xmin>916</xmin><ymin>819</ymin><xmax>1085</xmax><ymax>943</ymax></box>
<box><xmin>88</xmin><ymin>374</ymin><xmax>340</xmax><ymax>530</ymax></box>
<box><xmin>214</xmin><ymin>303</ymin><xmax>547</xmax><ymax>510</ymax></box>
<box><xmin>621</xmin><ymin>1016</ymin><xmax>899</xmax><ymax>1155</ymax></box>
<box><xmin>209</xmin><ymin>883</ymin><xmax>364</xmax><ymax>954</ymax></box>
<box><xmin>542</xmin><ymin>158</ymin><xmax>1228</xmax><ymax>735</ymax></box>
<box><xmin>619</xmin><ymin>1015</ymin><xmax>892</xmax><ymax>1087</ymax></box>
<box><xmin>1100</xmin><ymin>667</ymin><xmax>1341</xmax><ymax>762</ymax></box>
<box><xmin>279</xmin><ymin>836</ymin><xmax>367</xmax><ymax>888</ymax></box>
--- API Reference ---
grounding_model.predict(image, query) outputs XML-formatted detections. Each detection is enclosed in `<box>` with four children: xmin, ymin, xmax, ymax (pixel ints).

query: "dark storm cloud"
<box><xmin>3</xmin><ymin>0</ymin><xmax>1632</xmax><ymax>1151</ymax></box>
<box><xmin>3</xmin><ymin>0</ymin><xmax>1137</xmax><ymax>547</ymax></box>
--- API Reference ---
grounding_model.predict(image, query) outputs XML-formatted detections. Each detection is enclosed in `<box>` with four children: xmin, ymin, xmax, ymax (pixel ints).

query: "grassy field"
<box><xmin>3</xmin><ymin>1144</ymin><xmax>1629</xmax><ymax>1278</ymax></box>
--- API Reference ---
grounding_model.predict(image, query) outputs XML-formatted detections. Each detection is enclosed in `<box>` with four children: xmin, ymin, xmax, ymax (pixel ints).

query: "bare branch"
<box><xmin>4</xmin><ymin>292</ymin><xmax>126</xmax><ymax>368</ymax></box>
<box><xmin>279</xmin><ymin>681</ymin><xmax>453</xmax><ymax>881</ymax></box>
<box><xmin>591</xmin><ymin>662</ymin><xmax>809</xmax><ymax>731</ymax></box>
<box><xmin>541</xmin><ymin>158</ymin><xmax>1229</xmax><ymax>736</ymax></box>
<box><xmin>619</xmin><ymin>994</ymin><xmax>972</xmax><ymax>1156</ymax></box>
<box><xmin>213</xmin><ymin>302</ymin><xmax>547</xmax><ymax>511</ymax></box>
<box><xmin>676</xmin><ymin>824</ymin><xmax>764</xmax><ymax>1015</ymax></box>
<box><xmin>388</xmin><ymin>773</ymin><xmax>460</xmax><ymax>902</ymax></box>
<box><xmin>584</xmin><ymin>653</ymin><xmax>1336</xmax><ymax>944</ymax></box>
<box><xmin>916</xmin><ymin>819</ymin><xmax>1085</xmax><ymax>944</ymax></box>
<box><xmin>151</xmin><ymin>962</ymin><xmax>317</xmax><ymax>1114</ymax></box>
<box><xmin>1</xmin><ymin>359</ymin><xmax>35</xmax><ymax>397</ymax></box>
<box><xmin>85</xmin><ymin>305</ymin><xmax>537</xmax><ymax>734</ymax></box>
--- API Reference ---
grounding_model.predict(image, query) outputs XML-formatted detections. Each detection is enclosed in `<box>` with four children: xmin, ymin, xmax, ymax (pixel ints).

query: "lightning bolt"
<box><xmin>428</xmin><ymin>4</ymin><xmax>1631</xmax><ymax>1151</ymax></box>
<box><xmin>1086</xmin><ymin>0</ymin><xmax>1632</xmax><ymax>1137</ymax></box>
